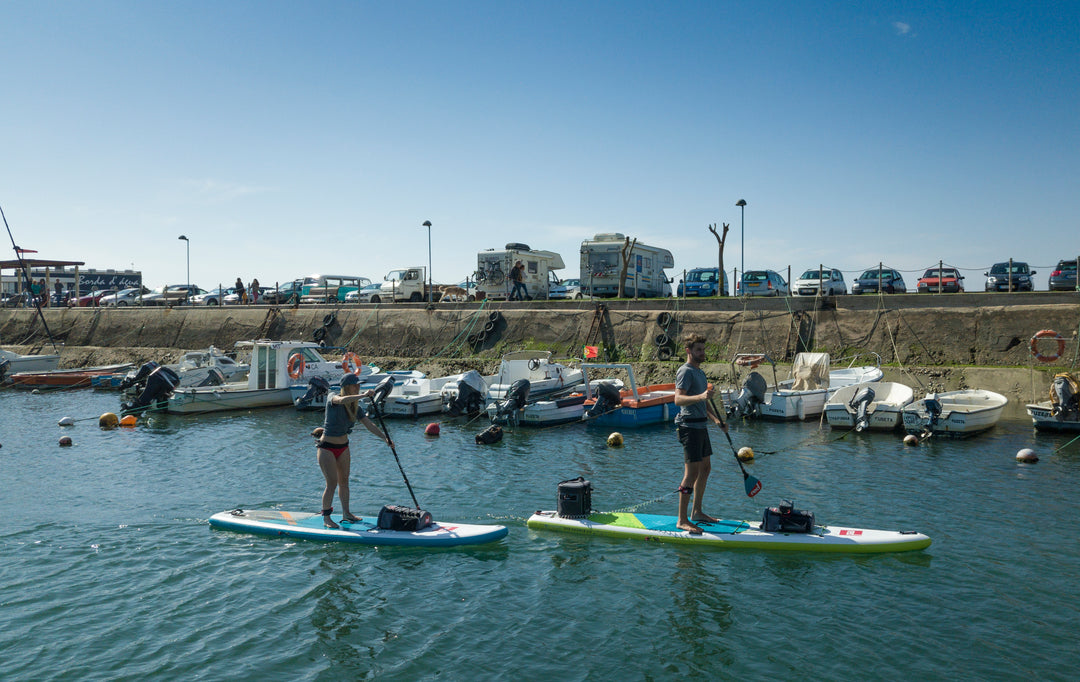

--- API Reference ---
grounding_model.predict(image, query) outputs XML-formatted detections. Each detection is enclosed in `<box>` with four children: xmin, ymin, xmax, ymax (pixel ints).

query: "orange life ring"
<box><xmin>341</xmin><ymin>351</ymin><xmax>363</xmax><ymax>375</ymax></box>
<box><xmin>1030</xmin><ymin>329</ymin><xmax>1065</xmax><ymax>363</ymax></box>
<box><xmin>287</xmin><ymin>353</ymin><xmax>306</xmax><ymax>379</ymax></box>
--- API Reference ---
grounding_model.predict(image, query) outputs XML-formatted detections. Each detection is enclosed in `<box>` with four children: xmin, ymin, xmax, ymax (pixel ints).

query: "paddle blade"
<box><xmin>744</xmin><ymin>474</ymin><xmax>762</xmax><ymax>497</ymax></box>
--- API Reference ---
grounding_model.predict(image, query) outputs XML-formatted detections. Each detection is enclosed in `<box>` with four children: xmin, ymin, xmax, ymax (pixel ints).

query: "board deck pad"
<box><xmin>527</xmin><ymin>511</ymin><xmax>930</xmax><ymax>553</ymax></box>
<box><xmin>210</xmin><ymin>509</ymin><xmax>508</xmax><ymax>547</ymax></box>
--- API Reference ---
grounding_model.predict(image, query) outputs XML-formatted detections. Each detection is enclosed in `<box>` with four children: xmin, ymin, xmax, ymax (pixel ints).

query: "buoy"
<box><xmin>424</xmin><ymin>422</ymin><xmax>441</xmax><ymax>436</ymax></box>
<box><xmin>1016</xmin><ymin>448</ymin><xmax>1038</xmax><ymax>463</ymax></box>
<box><xmin>737</xmin><ymin>446</ymin><xmax>754</xmax><ymax>462</ymax></box>
<box><xmin>607</xmin><ymin>432</ymin><xmax>624</xmax><ymax>447</ymax></box>
<box><xmin>903</xmin><ymin>434</ymin><xmax>919</xmax><ymax>446</ymax></box>
<box><xmin>59</xmin><ymin>436</ymin><xmax>73</xmax><ymax>447</ymax></box>
<box><xmin>119</xmin><ymin>415</ymin><xmax>138</xmax><ymax>427</ymax></box>
<box><xmin>99</xmin><ymin>412</ymin><xmax>119</xmax><ymax>429</ymax></box>
<box><xmin>58</xmin><ymin>416</ymin><xmax>75</xmax><ymax>426</ymax></box>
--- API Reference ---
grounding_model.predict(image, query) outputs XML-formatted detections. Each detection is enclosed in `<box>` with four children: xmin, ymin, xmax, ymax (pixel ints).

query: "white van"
<box><xmin>579</xmin><ymin>233</ymin><xmax>674</xmax><ymax>298</ymax></box>
<box><xmin>474</xmin><ymin>243</ymin><xmax>566</xmax><ymax>300</ymax></box>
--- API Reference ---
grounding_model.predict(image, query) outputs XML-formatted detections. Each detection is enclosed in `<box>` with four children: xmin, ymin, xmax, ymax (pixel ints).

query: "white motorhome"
<box><xmin>579</xmin><ymin>233</ymin><xmax>674</xmax><ymax>298</ymax></box>
<box><xmin>474</xmin><ymin>243</ymin><xmax>566</xmax><ymax>301</ymax></box>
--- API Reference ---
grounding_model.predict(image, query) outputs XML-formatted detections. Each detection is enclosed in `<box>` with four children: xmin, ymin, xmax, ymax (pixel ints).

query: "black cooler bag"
<box><xmin>761</xmin><ymin>499</ymin><xmax>815</xmax><ymax>533</ymax></box>
<box><xmin>557</xmin><ymin>477</ymin><xmax>592</xmax><ymax>518</ymax></box>
<box><xmin>377</xmin><ymin>505</ymin><xmax>433</xmax><ymax>531</ymax></box>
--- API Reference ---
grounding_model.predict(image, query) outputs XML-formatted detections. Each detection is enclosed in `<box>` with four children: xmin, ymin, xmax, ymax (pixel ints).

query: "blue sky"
<box><xmin>1</xmin><ymin>1</ymin><xmax>1076</xmax><ymax>291</ymax></box>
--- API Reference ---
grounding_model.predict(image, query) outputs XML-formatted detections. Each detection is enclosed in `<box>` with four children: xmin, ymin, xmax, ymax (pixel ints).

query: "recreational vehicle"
<box><xmin>474</xmin><ymin>243</ymin><xmax>566</xmax><ymax>301</ymax></box>
<box><xmin>579</xmin><ymin>233</ymin><xmax>674</xmax><ymax>298</ymax></box>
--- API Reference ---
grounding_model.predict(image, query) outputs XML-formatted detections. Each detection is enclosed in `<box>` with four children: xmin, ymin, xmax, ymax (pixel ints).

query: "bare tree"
<box><xmin>707</xmin><ymin>223</ymin><xmax>730</xmax><ymax>296</ymax></box>
<box><xmin>617</xmin><ymin>236</ymin><xmax>637</xmax><ymax>298</ymax></box>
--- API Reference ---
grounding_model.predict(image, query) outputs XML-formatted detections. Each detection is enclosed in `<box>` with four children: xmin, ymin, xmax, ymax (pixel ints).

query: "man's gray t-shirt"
<box><xmin>674</xmin><ymin>363</ymin><xmax>708</xmax><ymax>428</ymax></box>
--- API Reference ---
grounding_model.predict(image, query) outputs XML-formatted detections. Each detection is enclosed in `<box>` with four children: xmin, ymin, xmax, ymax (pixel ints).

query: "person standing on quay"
<box><xmin>673</xmin><ymin>332</ymin><xmax>727</xmax><ymax>534</ymax></box>
<box><xmin>235</xmin><ymin>277</ymin><xmax>246</xmax><ymax>305</ymax></box>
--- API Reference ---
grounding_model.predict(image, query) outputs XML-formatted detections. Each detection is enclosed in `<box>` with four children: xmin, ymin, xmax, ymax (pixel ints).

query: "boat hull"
<box><xmin>168</xmin><ymin>386</ymin><xmax>293</xmax><ymax>414</ymax></box>
<box><xmin>902</xmin><ymin>390</ymin><xmax>1008</xmax><ymax>437</ymax></box>
<box><xmin>1026</xmin><ymin>402</ymin><xmax>1080</xmax><ymax>433</ymax></box>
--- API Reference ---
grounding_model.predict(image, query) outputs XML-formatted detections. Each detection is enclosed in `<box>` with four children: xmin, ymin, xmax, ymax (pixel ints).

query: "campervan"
<box><xmin>474</xmin><ymin>243</ymin><xmax>566</xmax><ymax>301</ymax></box>
<box><xmin>579</xmin><ymin>233</ymin><xmax>674</xmax><ymax>298</ymax></box>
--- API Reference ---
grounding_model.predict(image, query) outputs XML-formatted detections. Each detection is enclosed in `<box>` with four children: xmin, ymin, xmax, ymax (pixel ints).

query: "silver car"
<box><xmin>100</xmin><ymin>287</ymin><xmax>151</xmax><ymax>307</ymax></box>
<box><xmin>793</xmin><ymin>268</ymin><xmax>846</xmax><ymax>296</ymax></box>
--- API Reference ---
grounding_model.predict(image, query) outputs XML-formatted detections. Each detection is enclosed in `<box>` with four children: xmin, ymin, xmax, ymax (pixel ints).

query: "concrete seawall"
<box><xmin>3</xmin><ymin>297</ymin><xmax>1077</xmax><ymax>416</ymax></box>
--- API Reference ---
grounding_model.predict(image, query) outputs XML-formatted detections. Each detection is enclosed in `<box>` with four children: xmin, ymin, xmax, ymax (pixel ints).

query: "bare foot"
<box><xmin>342</xmin><ymin>514</ymin><xmax>360</xmax><ymax>524</ymax></box>
<box><xmin>324</xmin><ymin>518</ymin><xmax>340</xmax><ymax>529</ymax></box>
<box><xmin>677</xmin><ymin>521</ymin><xmax>703</xmax><ymax>535</ymax></box>
<box><xmin>692</xmin><ymin>513</ymin><xmax>719</xmax><ymax>524</ymax></box>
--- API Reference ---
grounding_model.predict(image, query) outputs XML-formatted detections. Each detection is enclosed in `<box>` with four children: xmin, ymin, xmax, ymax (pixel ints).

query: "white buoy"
<box><xmin>737</xmin><ymin>446</ymin><xmax>755</xmax><ymax>461</ymax></box>
<box><xmin>1016</xmin><ymin>448</ymin><xmax>1038</xmax><ymax>463</ymax></box>
<box><xmin>607</xmin><ymin>432</ymin><xmax>624</xmax><ymax>447</ymax></box>
<box><xmin>903</xmin><ymin>434</ymin><xmax>919</xmax><ymax>446</ymax></box>
<box><xmin>58</xmin><ymin>416</ymin><xmax>75</xmax><ymax>426</ymax></box>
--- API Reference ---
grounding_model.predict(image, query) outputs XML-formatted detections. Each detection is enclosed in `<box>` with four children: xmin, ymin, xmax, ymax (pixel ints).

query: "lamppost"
<box><xmin>178</xmin><ymin>235</ymin><xmax>190</xmax><ymax>297</ymax></box>
<box><xmin>422</xmin><ymin>220</ymin><xmax>432</xmax><ymax>303</ymax></box>
<box><xmin>735</xmin><ymin>199</ymin><xmax>747</xmax><ymax>287</ymax></box>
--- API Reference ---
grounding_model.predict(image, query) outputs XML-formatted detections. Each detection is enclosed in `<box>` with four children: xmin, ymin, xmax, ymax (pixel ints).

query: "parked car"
<box><xmin>223</xmin><ymin>287</ymin><xmax>269</xmax><ymax>305</ymax></box>
<box><xmin>738</xmin><ymin>270</ymin><xmax>788</xmax><ymax>297</ymax></box>
<box><xmin>137</xmin><ymin>284</ymin><xmax>205</xmax><ymax>306</ymax></box>
<box><xmin>677</xmin><ymin>268</ymin><xmax>728</xmax><ymax>297</ymax></box>
<box><xmin>793</xmin><ymin>267</ymin><xmax>847</xmax><ymax>296</ymax></box>
<box><xmin>345</xmin><ymin>282</ymin><xmax>385</xmax><ymax>303</ymax></box>
<box><xmin>1048</xmin><ymin>258</ymin><xmax>1078</xmax><ymax>291</ymax></box>
<box><xmin>191</xmin><ymin>287</ymin><xmax>236</xmax><ymax>306</ymax></box>
<box><xmin>917</xmin><ymin>267</ymin><xmax>965</xmax><ymax>293</ymax></box>
<box><xmin>70</xmin><ymin>289</ymin><xmax>117</xmax><ymax>307</ymax></box>
<box><xmin>984</xmin><ymin>262</ymin><xmax>1035</xmax><ymax>292</ymax></box>
<box><xmin>100</xmin><ymin>287</ymin><xmax>151</xmax><ymax>307</ymax></box>
<box><xmin>549</xmin><ymin>278</ymin><xmax>584</xmax><ymax>300</ymax></box>
<box><xmin>260</xmin><ymin>279</ymin><xmax>305</xmax><ymax>304</ymax></box>
<box><xmin>852</xmin><ymin>268</ymin><xmax>907</xmax><ymax>294</ymax></box>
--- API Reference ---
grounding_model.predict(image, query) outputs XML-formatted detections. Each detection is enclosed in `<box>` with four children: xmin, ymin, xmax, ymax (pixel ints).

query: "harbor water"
<box><xmin>1</xmin><ymin>388</ymin><xmax>1078</xmax><ymax>680</ymax></box>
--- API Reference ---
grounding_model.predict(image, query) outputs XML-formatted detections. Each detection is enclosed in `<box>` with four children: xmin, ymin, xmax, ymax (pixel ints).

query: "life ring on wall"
<box><xmin>1030</xmin><ymin>329</ymin><xmax>1065</xmax><ymax>363</ymax></box>
<box><xmin>287</xmin><ymin>353</ymin><xmax>306</xmax><ymax>379</ymax></box>
<box><xmin>341</xmin><ymin>351</ymin><xmax>363</xmax><ymax>375</ymax></box>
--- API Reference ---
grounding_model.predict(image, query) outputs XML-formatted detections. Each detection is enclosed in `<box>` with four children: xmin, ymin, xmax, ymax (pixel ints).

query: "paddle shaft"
<box><xmin>368</xmin><ymin>400</ymin><xmax>423</xmax><ymax>510</ymax></box>
<box><xmin>708</xmin><ymin>396</ymin><xmax>762</xmax><ymax>497</ymax></box>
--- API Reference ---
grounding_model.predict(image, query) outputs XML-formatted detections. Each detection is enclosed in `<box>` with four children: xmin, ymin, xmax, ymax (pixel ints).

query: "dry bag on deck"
<box><xmin>377</xmin><ymin>505</ymin><xmax>433</xmax><ymax>531</ymax></box>
<box><xmin>761</xmin><ymin>499</ymin><xmax>815</xmax><ymax>533</ymax></box>
<box><xmin>557</xmin><ymin>477</ymin><xmax>592</xmax><ymax>518</ymax></box>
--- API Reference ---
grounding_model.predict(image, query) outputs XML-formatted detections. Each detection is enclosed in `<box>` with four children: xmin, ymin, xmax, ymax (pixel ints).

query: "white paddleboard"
<box><xmin>210</xmin><ymin>509</ymin><xmax>508</xmax><ymax>547</ymax></box>
<box><xmin>527</xmin><ymin>511</ymin><xmax>930</xmax><ymax>553</ymax></box>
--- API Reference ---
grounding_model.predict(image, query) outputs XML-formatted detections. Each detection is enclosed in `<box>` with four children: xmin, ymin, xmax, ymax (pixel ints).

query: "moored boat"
<box><xmin>902</xmin><ymin>389</ymin><xmax>1008</xmax><ymax>437</ymax></box>
<box><xmin>730</xmin><ymin>352</ymin><xmax>883</xmax><ymax>421</ymax></box>
<box><xmin>1026</xmin><ymin>372</ymin><xmax>1080</xmax><ymax>432</ymax></box>
<box><xmin>0</xmin><ymin>348</ymin><xmax>62</xmax><ymax>379</ymax></box>
<box><xmin>7</xmin><ymin>363</ymin><xmax>135</xmax><ymax>388</ymax></box>
<box><xmin>579</xmin><ymin>363</ymin><xmax>681</xmax><ymax>428</ymax></box>
<box><xmin>825</xmin><ymin>381</ymin><xmax>915</xmax><ymax>431</ymax></box>
<box><xmin>486</xmin><ymin>350</ymin><xmax>584</xmax><ymax>400</ymax></box>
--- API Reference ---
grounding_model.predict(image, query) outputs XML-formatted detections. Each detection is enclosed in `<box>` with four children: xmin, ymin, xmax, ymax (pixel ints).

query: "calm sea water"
<box><xmin>1</xmin><ymin>387</ymin><xmax>1078</xmax><ymax>680</ymax></box>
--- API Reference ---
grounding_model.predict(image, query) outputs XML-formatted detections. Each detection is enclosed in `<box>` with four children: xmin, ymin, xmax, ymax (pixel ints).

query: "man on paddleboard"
<box><xmin>674</xmin><ymin>333</ymin><xmax>727</xmax><ymax>534</ymax></box>
<box><xmin>310</xmin><ymin>373</ymin><xmax>392</xmax><ymax>529</ymax></box>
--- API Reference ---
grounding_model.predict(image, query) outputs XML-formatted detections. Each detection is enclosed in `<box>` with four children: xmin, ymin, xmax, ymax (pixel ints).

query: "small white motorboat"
<box><xmin>291</xmin><ymin>369</ymin><xmax>423</xmax><ymax>412</ymax></box>
<box><xmin>825</xmin><ymin>381</ymin><xmax>915</xmax><ymax>431</ymax></box>
<box><xmin>902</xmin><ymin>389</ymin><xmax>1008</xmax><ymax>437</ymax></box>
<box><xmin>0</xmin><ymin>347</ymin><xmax>61</xmax><ymax>379</ymax></box>
<box><xmin>167</xmin><ymin>340</ymin><xmax>367</xmax><ymax>414</ymax></box>
<box><xmin>487</xmin><ymin>377</ymin><xmax>625</xmax><ymax>427</ymax></box>
<box><xmin>1026</xmin><ymin>372</ymin><xmax>1080</xmax><ymax>432</ymax></box>
<box><xmin>486</xmin><ymin>350</ymin><xmax>584</xmax><ymax>400</ymax></box>
<box><xmin>754</xmin><ymin>353</ymin><xmax>884</xmax><ymax>421</ymax></box>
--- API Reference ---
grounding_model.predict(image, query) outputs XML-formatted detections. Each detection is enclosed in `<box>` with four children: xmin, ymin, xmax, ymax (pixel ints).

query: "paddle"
<box><xmin>367</xmin><ymin>376</ymin><xmax>423</xmax><ymax>510</ymax></box>
<box><xmin>708</xmin><ymin>397</ymin><xmax>762</xmax><ymax>497</ymax></box>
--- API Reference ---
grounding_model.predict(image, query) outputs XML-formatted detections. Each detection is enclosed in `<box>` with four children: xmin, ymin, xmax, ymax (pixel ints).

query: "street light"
<box><xmin>178</xmin><ymin>235</ymin><xmax>190</xmax><ymax>295</ymax></box>
<box><xmin>422</xmin><ymin>220</ymin><xmax>432</xmax><ymax>303</ymax></box>
<box><xmin>735</xmin><ymin>199</ymin><xmax>747</xmax><ymax>289</ymax></box>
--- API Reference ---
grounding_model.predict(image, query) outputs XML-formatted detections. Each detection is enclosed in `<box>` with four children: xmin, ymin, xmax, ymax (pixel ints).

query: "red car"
<box><xmin>70</xmin><ymin>289</ymin><xmax>117</xmax><ymax>307</ymax></box>
<box><xmin>916</xmin><ymin>268</ymin><xmax>964</xmax><ymax>293</ymax></box>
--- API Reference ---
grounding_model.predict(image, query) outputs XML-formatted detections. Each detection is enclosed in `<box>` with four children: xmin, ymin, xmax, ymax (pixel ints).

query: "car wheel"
<box><xmin>370</xmin><ymin>295</ymin><xmax>380</xmax><ymax>304</ymax></box>
<box><xmin>574</xmin><ymin>292</ymin><xmax>582</xmax><ymax>299</ymax></box>
<box><xmin>208</xmin><ymin>299</ymin><xmax>218</xmax><ymax>306</ymax></box>
<box><xmin>117</xmin><ymin>301</ymin><xmax>128</xmax><ymax>307</ymax></box>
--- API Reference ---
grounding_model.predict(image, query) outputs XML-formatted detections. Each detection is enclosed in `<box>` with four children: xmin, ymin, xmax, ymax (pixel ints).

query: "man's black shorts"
<box><xmin>677</xmin><ymin>426</ymin><xmax>712</xmax><ymax>463</ymax></box>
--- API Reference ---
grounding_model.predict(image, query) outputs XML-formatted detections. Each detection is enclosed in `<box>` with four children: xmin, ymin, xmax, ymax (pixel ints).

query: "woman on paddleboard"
<box><xmin>310</xmin><ymin>373</ymin><xmax>392</xmax><ymax>528</ymax></box>
<box><xmin>673</xmin><ymin>332</ymin><xmax>727</xmax><ymax>534</ymax></box>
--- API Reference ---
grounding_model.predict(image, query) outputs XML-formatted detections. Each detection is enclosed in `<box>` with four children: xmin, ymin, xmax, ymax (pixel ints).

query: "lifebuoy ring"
<box><xmin>1031</xmin><ymin>329</ymin><xmax>1065</xmax><ymax>363</ymax></box>
<box><xmin>341</xmin><ymin>351</ymin><xmax>363</xmax><ymax>375</ymax></box>
<box><xmin>287</xmin><ymin>353</ymin><xmax>306</xmax><ymax>379</ymax></box>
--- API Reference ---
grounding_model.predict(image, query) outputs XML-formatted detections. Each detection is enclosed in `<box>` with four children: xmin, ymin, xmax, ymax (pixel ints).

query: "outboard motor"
<box><xmin>445</xmin><ymin>370</ymin><xmax>487</xmax><ymax>417</ymax></box>
<box><xmin>295</xmin><ymin>376</ymin><xmax>331</xmax><ymax>409</ymax></box>
<box><xmin>1051</xmin><ymin>374</ymin><xmax>1080</xmax><ymax>420</ymax></box>
<box><xmin>119</xmin><ymin>361</ymin><xmax>159</xmax><ymax>392</ymax></box>
<box><xmin>586</xmin><ymin>381</ymin><xmax>623</xmax><ymax>419</ymax></box>
<box><xmin>475</xmin><ymin>424</ymin><xmax>503</xmax><ymax>445</ymax></box>
<box><xmin>728</xmin><ymin>371</ymin><xmax>768</xmax><ymax>418</ymax></box>
<box><xmin>122</xmin><ymin>365</ymin><xmax>180</xmax><ymax>414</ymax></box>
<box><xmin>368</xmin><ymin>375</ymin><xmax>396</xmax><ymax>413</ymax></box>
<box><xmin>848</xmin><ymin>385</ymin><xmax>876</xmax><ymax>432</ymax></box>
<box><xmin>492</xmin><ymin>379</ymin><xmax>531</xmax><ymax>424</ymax></box>
<box><xmin>920</xmin><ymin>397</ymin><xmax>943</xmax><ymax>436</ymax></box>
<box><xmin>193</xmin><ymin>367</ymin><xmax>227</xmax><ymax>387</ymax></box>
